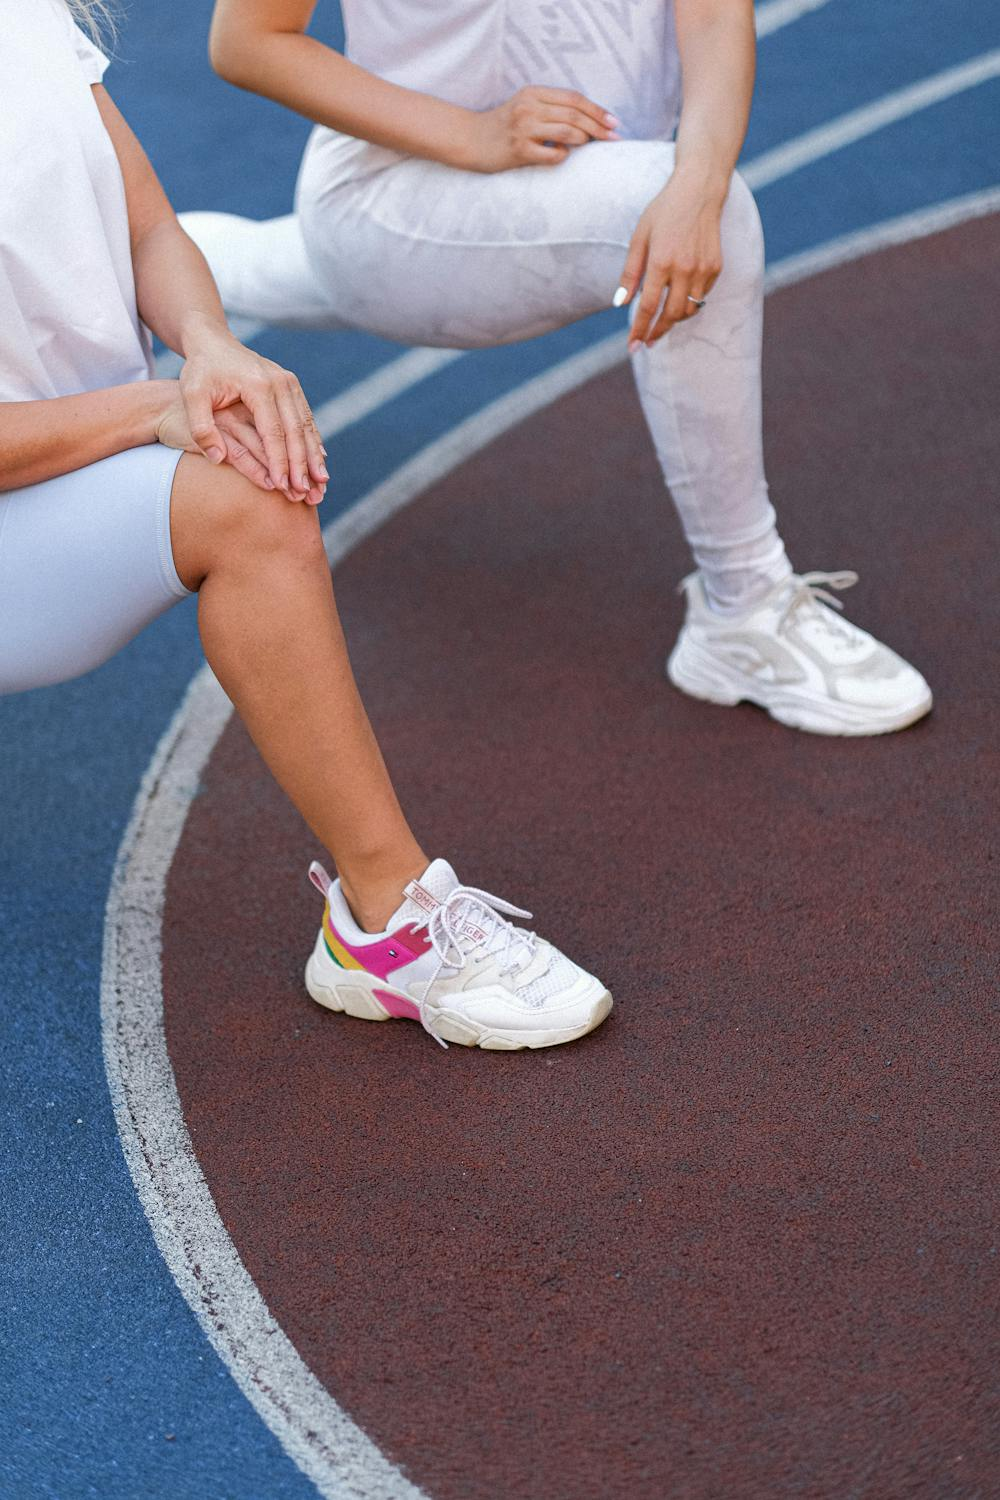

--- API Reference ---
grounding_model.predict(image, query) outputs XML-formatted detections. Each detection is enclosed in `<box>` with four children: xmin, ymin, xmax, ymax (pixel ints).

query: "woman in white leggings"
<box><xmin>187</xmin><ymin>0</ymin><xmax>931</xmax><ymax>736</ymax></box>
<box><xmin>1</xmin><ymin>0</ymin><xmax>614</xmax><ymax>1053</ymax></box>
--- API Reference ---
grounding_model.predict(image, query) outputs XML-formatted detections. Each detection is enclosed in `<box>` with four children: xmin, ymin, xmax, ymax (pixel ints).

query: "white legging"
<box><xmin>183</xmin><ymin>136</ymin><xmax>792</xmax><ymax>612</ymax></box>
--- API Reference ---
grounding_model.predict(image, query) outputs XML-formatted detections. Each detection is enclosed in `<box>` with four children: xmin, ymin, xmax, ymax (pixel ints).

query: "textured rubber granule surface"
<box><xmin>163</xmin><ymin>216</ymin><xmax>1000</xmax><ymax>1500</ymax></box>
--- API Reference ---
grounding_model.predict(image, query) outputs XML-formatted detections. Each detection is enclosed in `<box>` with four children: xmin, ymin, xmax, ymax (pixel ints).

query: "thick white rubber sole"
<box><xmin>667</xmin><ymin>633</ymin><xmax>933</xmax><ymax>737</ymax></box>
<box><xmin>304</xmin><ymin>946</ymin><xmax>613</xmax><ymax>1051</ymax></box>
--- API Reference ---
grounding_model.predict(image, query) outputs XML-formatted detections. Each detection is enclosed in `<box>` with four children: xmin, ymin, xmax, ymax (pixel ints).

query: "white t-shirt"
<box><xmin>0</xmin><ymin>0</ymin><xmax>152</xmax><ymax>403</ymax></box>
<box><xmin>340</xmin><ymin>0</ymin><xmax>682</xmax><ymax>144</ymax></box>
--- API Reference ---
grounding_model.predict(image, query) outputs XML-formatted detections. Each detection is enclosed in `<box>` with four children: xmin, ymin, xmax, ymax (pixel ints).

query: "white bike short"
<box><xmin>0</xmin><ymin>443</ymin><xmax>189</xmax><ymax>695</ymax></box>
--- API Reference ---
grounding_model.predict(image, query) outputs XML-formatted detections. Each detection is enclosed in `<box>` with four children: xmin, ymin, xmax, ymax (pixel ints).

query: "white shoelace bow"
<box><xmin>779</xmin><ymin>570</ymin><xmax>860</xmax><ymax>637</ymax></box>
<box><xmin>417</xmin><ymin>885</ymin><xmax>538</xmax><ymax>1047</ymax></box>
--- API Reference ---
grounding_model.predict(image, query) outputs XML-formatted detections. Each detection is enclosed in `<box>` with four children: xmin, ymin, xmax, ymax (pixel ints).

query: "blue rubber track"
<box><xmin>1</xmin><ymin>2</ymin><xmax>998</xmax><ymax>1496</ymax></box>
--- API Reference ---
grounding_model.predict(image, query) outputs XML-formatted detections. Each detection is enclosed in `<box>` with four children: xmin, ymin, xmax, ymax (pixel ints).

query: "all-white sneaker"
<box><xmin>304</xmin><ymin>859</ymin><xmax>612</xmax><ymax>1050</ymax></box>
<box><xmin>667</xmin><ymin>570</ymin><xmax>932</xmax><ymax>736</ymax></box>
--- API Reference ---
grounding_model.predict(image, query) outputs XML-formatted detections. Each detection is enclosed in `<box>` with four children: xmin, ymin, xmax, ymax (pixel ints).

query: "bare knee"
<box><xmin>171</xmin><ymin>453</ymin><xmax>327</xmax><ymax>588</ymax></box>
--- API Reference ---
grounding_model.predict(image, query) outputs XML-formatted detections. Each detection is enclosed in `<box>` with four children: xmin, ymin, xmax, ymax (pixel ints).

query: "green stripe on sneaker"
<box><xmin>322</xmin><ymin>932</ymin><xmax>345</xmax><ymax>967</ymax></box>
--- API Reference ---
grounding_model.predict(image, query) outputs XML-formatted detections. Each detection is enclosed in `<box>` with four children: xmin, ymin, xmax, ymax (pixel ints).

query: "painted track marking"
<box><xmin>745</xmin><ymin>49</ymin><xmax>1000</xmax><ymax>189</ymax></box>
<box><xmin>311</xmin><ymin>347</ymin><xmax>462</xmax><ymax>440</ymax></box>
<box><xmin>755</xmin><ymin>0</ymin><xmax>835</xmax><ymax>38</ymax></box>
<box><xmin>101</xmin><ymin>190</ymin><xmax>1000</xmax><ymax>1500</ymax></box>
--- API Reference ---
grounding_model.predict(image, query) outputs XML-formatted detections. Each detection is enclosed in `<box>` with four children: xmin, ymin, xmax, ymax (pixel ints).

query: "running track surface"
<box><xmin>2</xmin><ymin>3</ymin><xmax>999</xmax><ymax>1498</ymax></box>
<box><xmin>165</xmin><ymin>214</ymin><xmax>1000</xmax><ymax>1500</ymax></box>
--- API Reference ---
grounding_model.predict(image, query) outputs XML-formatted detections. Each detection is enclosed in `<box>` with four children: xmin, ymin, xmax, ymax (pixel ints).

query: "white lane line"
<box><xmin>154</xmin><ymin>51</ymin><xmax>999</xmax><ymax>406</ymax></box>
<box><xmin>102</xmin><ymin>189</ymin><xmax>1000</xmax><ymax>1500</ymax></box>
<box><xmin>320</xmin><ymin>333</ymin><xmax>629</xmax><ymax>563</ymax></box>
<box><xmin>755</xmin><ymin>0</ymin><xmax>834</xmax><ymax>38</ymax></box>
<box><xmin>101</xmin><ymin>669</ymin><xmax>428</xmax><ymax>1500</ymax></box>
<box><xmin>156</xmin><ymin>341</ymin><xmax>464</xmax><ymax>439</ymax></box>
<box><xmin>763</xmin><ymin>183</ymin><xmax>1000</xmax><ymax>290</ymax></box>
<box><xmin>744</xmin><ymin>49</ymin><xmax>1000</xmax><ymax>190</ymax></box>
<box><xmin>313</xmin><ymin>347</ymin><xmax>462</xmax><ymax>440</ymax></box>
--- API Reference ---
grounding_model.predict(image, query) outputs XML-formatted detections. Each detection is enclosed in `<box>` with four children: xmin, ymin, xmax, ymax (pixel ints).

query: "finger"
<box><xmin>660</xmin><ymin>265</ymin><xmax>694</xmax><ymax>328</ymax></box>
<box><xmin>678</xmin><ymin>274</ymin><xmax>710</xmax><ymax>322</ymax></box>
<box><xmin>532</xmin><ymin>122</ymin><xmax>591</xmax><ymax>149</ymax></box>
<box><xmin>523</xmin><ymin>142</ymin><xmax>570</xmax><ymax>167</ymax></box>
<box><xmin>537</xmin><ymin>104</ymin><xmax>619</xmax><ymax>142</ymax></box>
<box><xmin>183</xmin><ymin>385</ymin><xmax>226</xmax><ymax>466</ymax></box>
<box><xmin>536</xmin><ymin>88</ymin><xmax>619</xmax><ymax>133</ymax></box>
<box><xmin>274</xmin><ymin>380</ymin><xmax>312</xmax><ymax>496</ymax></box>
<box><xmin>614</xmin><ymin>226</ymin><xmax>649</xmax><ymax>310</ymax></box>
<box><xmin>222</xmin><ymin>434</ymin><xmax>272</xmax><ymax>490</ymax></box>
<box><xmin>218</xmin><ymin>415</ymin><xmax>273</xmax><ymax>480</ymax></box>
<box><xmin>643</xmin><ymin>271</ymin><xmax>691</xmax><ymax>346</ymax></box>
<box><xmin>293</xmin><ymin>389</ymin><xmax>329</xmax><ymax>487</ymax></box>
<box><xmin>240</xmin><ymin>385</ymin><xmax>290</xmax><ymax>491</ymax></box>
<box><xmin>628</xmin><ymin>263</ymin><xmax>668</xmax><ymax>350</ymax></box>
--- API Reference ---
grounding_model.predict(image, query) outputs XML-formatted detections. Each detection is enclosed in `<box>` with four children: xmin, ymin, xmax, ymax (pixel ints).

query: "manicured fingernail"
<box><xmin>320</xmin><ymin>445</ymin><xmax>328</xmax><ymax>456</ymax></box>
<box><xmin>606</xmin><ymin>131</ymin><xmax>622</xmax><ymax>142</ymax></box>
<box><xmin>604</xmin><ymin>113</ymin><xmax>621</xmax><ymax>127</ymax></box>
<box><xmin>628</xmin><ymin>339</ymin><xmax>642</xmax><ymax>355</ymax></box>
<box><xmin>263</xmin><ymin>476</ymin><xmax>275</xmax><ymax>490</ymax></box>
<box><xmin>278</xmin><ymin>474</ymin><xmax>288</xmax><ymax>491</ymax></box>
<box><xmin>318</xmin><ymin>465</ymin><xmax>329</xmax><ymax>482</ymax></box>
<box><xmin>299</xmin><ymin>471</ymin><xmax>310</xmax><ymax>492</ymax></box>
<box><xmin>206</xmin><ymin>446</ymin><xmax>224</xmax><ymax>464</ymax></box>
<box><xmin>612</xmin><ymin>286</ymin><xmax>629</xmax><ymax>308</ymax></box>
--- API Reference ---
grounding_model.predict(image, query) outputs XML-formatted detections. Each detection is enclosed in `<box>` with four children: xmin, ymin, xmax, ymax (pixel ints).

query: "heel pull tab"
<box><xmin>308</xmin><ymin>861</ymin><xmax>332</xmax><ymax>899</ymax></box>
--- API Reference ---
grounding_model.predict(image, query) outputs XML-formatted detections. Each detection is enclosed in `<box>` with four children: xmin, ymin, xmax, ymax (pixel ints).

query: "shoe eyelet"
<box><xmin>388</xmin><ymin>948</ymin><xmax>398</xmax><ymax>958</ymax></box>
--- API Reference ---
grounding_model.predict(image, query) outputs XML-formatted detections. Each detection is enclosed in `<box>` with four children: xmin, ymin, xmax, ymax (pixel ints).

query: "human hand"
<box><xmin>177</xmin><ymin>323</ymin><xmax>328</xmax><ymax>500</ymax></box>
<box><xmin>156</xmin><ymin>387</ymin><xmax>326</xmax><ymax>504</ymax></box>
<box><xmin>465</xmin><ymin>86</ymin><xmax>620</xmax><ymax>172</ymax></box>
<box><xmin>614</xmin><ymin>170</ymin><xmax>726</xmax><ymax>349</ymax></box>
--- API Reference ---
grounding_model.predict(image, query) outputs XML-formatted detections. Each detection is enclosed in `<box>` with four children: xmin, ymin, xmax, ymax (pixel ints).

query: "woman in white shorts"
<box><xmin>1</xmin><ymin>0</ymin><xmax>614</xmax><ymax>1053</ymax></box>
<box><xmin>187</xmin><ymin>0</ymin><xmax>932</xmax><ymax>737</ymax></box>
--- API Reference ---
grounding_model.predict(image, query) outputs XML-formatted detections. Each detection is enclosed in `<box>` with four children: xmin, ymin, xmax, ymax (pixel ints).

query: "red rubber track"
<box><xmin>164</xmin><ymin>216</ymin><xmax>1000</xmax><ymax>1500</ymax></box>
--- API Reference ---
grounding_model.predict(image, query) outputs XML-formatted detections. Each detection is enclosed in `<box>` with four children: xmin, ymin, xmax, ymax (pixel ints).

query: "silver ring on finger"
<box><xmin>687</xmin><ymin>295</ymin><xmax>707</xmax><ymax>309</ymax></box>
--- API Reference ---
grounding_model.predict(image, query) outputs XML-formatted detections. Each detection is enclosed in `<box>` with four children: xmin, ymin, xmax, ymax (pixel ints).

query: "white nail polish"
<box><xmin>612</xmin><ymin>286</ymin><xmax>629</xmax><ymax>308</ymax></box>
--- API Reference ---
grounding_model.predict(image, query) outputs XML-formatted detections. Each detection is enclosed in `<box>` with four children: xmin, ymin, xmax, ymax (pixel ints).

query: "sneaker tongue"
<box><xmin>386</xmin><ymin>858</ymin><xmax>460</xmax><ymax>929</ymax></box>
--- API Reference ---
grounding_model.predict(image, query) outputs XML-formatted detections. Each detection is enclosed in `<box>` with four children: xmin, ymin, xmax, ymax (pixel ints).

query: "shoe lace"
<box><xmin>778</xmin><ymin>570</ymin><xmax>859</xmax><ymax>639</ymax></box>
<box><xmin>416</xmin><ymin>885</ymin><xmax>538</xmax><ymax>1048</ymax></box>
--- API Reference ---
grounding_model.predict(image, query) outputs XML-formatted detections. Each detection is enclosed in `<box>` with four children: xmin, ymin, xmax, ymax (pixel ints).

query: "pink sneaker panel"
<box><xmin>373</xmin><ymin>988</ymin><xmax>421</xmax><ymax>1021</ymax></box>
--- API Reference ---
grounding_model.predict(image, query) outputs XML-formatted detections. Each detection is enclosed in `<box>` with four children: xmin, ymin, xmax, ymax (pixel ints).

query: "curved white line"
<box><xmin>744</xmin><ymin>49</ymin><xmax>1000</xmax><ymax>190</ymax></box>
<box><xmin>101</xmin><ymin>188</ymin><xmax>1000</xmax><ymax>1500</ymax></box>
<box><xmin>755</xmin><ymin>0</ymin><xmax>834</xmax><ymax>38</ymax></box>
<box><xmin>312</xmin><ymin>347</ymin><xmax>462</xmax><ymax>440</ymax></box>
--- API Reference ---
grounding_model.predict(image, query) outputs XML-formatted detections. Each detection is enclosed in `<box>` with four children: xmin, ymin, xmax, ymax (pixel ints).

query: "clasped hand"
<box><xmin>157</xmin><ymin>328</ymin><xmax>328</xmax><ymax>504</ymax></box>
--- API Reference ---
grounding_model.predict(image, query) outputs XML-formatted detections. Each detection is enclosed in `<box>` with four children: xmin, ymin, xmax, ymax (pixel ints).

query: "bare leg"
<box><xmin>169</xmin><ymin>453</ymin><xmax>426</xmax><ymax>931</ymax></box>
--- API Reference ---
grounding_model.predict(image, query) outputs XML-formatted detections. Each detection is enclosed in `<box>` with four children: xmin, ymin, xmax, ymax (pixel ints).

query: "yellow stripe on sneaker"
<box><xmin>323</xmin><ymin>907</ymin><xmax>365</xmax><ymax>971</ymax></box>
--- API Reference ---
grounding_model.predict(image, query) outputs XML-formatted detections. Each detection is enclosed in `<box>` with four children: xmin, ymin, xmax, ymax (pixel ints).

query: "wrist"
<box><xmin>442</xmin><ymin>105</ymin><xmax>488</xmax><ymax>171</ymax></box>
<box><xmin>177</xmin><ymin>309</ymin><xmax>234</xmax><ymax>358</ymax></box>
<box><xmin>137</xmin><ymin>379</ymin><xmax>178</xmax><ymax>444</ymax></box>
<box><xmin>669</xmin><ymin>156</ymin><xmax>732</xmax><ymax>206</ymax></box>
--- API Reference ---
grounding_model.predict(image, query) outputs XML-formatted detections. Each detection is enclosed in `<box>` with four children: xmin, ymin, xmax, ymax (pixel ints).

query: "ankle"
<box><xmin>339</xmin><ymin>850</ymin><xmax>428</xmax><ymax>934</ymax></box>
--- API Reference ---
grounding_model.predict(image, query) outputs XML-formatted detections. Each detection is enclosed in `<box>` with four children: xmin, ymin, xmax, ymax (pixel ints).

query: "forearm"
<box><xmin>133</xmin><ymin>218</ymin><xmax>230</xmax><ymax>357</ymax></box>
<box><xmin>210</xmin><ymin>24</ymin><xmax>477</xmax><ymax>168</ymax></box>
<box><xmin>673</xmin><ymin>0</ymin><xmax>756</xmax><ymax>201</ymax></box>
<box><xmin>0</xmin><ymin>381</ymin><xmax>172</xmax><ymax>491</ymax></box>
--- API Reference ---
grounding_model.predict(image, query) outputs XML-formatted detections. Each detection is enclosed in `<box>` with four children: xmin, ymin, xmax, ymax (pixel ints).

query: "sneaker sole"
<box><xmin>305</xmin><ymin>953</ymin><xmax>613</xmax><ymax>1050</ymax></box>
<box><xmin>667</xmin><ymin>636</ymin><xmax>933</xmax><ymax>737</ymax></box>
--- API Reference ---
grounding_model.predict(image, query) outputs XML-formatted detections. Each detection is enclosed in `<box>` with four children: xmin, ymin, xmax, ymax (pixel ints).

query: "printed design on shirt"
<box><xmin>501</xmin><ymin>0</ymin><xmax>679</xmax><ymax>141</ymax></box>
